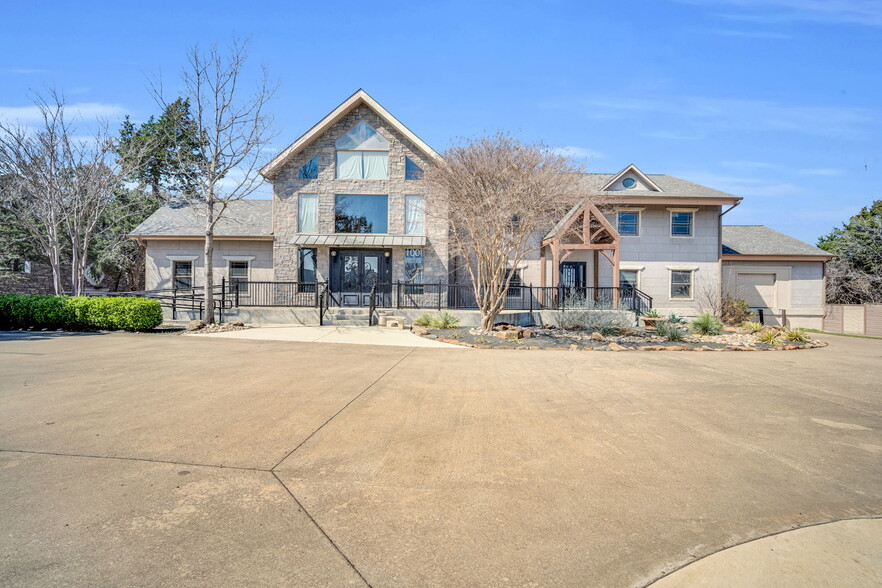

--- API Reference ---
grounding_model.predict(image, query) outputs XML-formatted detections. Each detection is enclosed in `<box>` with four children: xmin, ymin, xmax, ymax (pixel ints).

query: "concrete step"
<box><xmin>326</xmin><ymin>318</ymin><xmax>372</xmax><ymax>326</ymax></box>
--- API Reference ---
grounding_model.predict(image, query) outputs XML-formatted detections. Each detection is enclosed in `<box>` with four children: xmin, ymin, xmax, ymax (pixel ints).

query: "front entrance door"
<box><xmin>330</xmin><ymin>249</ymin><xmax>392</xmax><ymax>306</ymax></box>
<box><xmin>560</xmin><ymin>262</ymin><xmax>586</xmax><ymax>289</ymax></box>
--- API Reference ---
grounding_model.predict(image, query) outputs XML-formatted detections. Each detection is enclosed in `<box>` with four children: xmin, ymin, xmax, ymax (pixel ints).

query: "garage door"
<box><xmin>737</xmin><ymin>273</ymin><xmax>776</xmax><ymax>308</ymax></box>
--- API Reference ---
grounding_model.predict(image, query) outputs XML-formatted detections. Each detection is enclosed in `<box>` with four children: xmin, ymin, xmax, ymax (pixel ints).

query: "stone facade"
<box><xmin>269</xmin><ymin>104</ymin><xmax>448</xmax><ymax>284</ymax></box>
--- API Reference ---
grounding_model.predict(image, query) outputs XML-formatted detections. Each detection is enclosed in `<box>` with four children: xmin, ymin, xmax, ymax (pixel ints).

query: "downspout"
<box><xmin>718</xmin><ymin>200</ymin><xmax>742</xmax><ymax>305</ymax></box>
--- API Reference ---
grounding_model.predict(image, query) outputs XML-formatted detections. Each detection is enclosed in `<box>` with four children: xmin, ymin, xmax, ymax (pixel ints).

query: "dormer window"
<box><xmin>335</xmin><ymin>121</ymin><xmax>389</xmax><ymax>179</ymax></box>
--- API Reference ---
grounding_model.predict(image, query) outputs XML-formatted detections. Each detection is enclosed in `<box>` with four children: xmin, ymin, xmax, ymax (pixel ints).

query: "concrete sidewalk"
<box><xmin>652</xmin><ymin>518</ymin><xmax>882</xmax><ymax>587</ymax></box>
<box><xmin>191</xmin><ymin>324</ymin><xmax>463</xmax><ymax>348</ymax></box>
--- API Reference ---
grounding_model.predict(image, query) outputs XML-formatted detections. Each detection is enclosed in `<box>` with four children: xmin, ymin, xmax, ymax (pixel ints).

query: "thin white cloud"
<box><xmin>797</xmin><ymin>168</ymin><xmax>843</xmax><ymax>176</ymax></box>
<box><xmin>642</xmin><ymin>130</ymin><xmax>705</xmax><ymax>141</ymax></box>
<box><xmin>0</xmin><ymin>102</ymin><xmax>129</xmax><ymax>125</ymax></box>
<box><xmin>5</xmin><ymin>68</ymin><xmax>50</xmax><ymax>75</ymax></box>
<box><xmin>671</xmin><ymin>170</ymin><xmax>800</xmax><ymax>197</ymax></box>
<box><xmin>551</xmin><ymin>146</ymin><xmax>604</xmax><ymax>160</ymax></box>
<box><xmin>672</xmin><ymin>0</ymin><xmax>882</xmax><ymax>26</ymax></box>
<box><xmin>546</xmin><ymin>95</ymin><xmax>875</xmax><ymax>140</ymax></box>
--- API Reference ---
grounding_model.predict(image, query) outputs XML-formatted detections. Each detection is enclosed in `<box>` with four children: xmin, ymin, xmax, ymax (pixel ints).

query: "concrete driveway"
<box><xmin>1</xmin><ymin>331</ymin><xmax>880</xmax><ymax>586</ymax></box>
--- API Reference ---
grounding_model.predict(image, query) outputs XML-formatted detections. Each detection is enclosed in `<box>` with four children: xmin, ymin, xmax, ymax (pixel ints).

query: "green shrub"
<box><xmin>474</xmin><ymin>336</ymin><xmax>490</xmax><ymax>344</ymax></box>
<box><xmin>413</xmin><ymin>313</ymin><xmax>434</xmax><ymax>327</ymax></box>
<box><xmin>591</xmin><ymin>324</ymin><xmax>618</xmax><ymax>337</ymax></box>
<box><xmin>742</xmin><ymin>321</ymin><xmax>764</xmax><ymax>333</ymax></box>
<box><xmin>0</xmin><ymin>294</ymin><xmax>163</xmax><ymax>331</ymax></box>
<box><xmin>656</xmin><ymin>321</ymin><xmax>686</xmax><ymax>341</ymax></box>
<box><xmin>691</xmin><ymin>312</ymin><xmax>724</xmax><ymax>335</ymax></box>
<box><xmin>756</xmin><ymin>329</ymin><xmax>783</xmax><ymax>345</ymax></box>
<box><xmin>447</xmin><ymin>330</ymin><xmax>461</xmax><ymax>339</ymax></box>
<box><xmin>643</xmin><ymin>308</ymin><xmax>662</xmax><ymax>318</ymax></box>
<box><xmin>430</xmin><ymin>311</ymin><xmax>460</xmax><ymax>329</ymax></box>
<box><xmin>722</xmin><ymin>296</ymin><xmax>754</xmax><ymax>326</ymax></box>
<box><xmin>784</xmin><ymin>327</ymin><xmax>810</xmax><ymax>343</ymax></box>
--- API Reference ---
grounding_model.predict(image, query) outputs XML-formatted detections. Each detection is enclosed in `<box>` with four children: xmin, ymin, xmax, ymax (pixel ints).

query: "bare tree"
<box><xmin>423</xmin><ymin>133</ymin><xmax>589</xmax><ymax>332</ymax></box>
<box><xmin>0</xmin><ymin>95</ymin><xmax>150</xmax><ymax>295</ymax></box>
<box><xmin>157</xmin><ymin>40</ymin><xmax>276</xmax><ymax>323</ymax></box>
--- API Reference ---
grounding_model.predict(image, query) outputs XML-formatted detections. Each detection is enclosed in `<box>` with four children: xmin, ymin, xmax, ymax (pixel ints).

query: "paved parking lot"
<box><xmin>1</xmin><ymin>331</ymin><xmax>880</xmax><ymax>586</ymax></box>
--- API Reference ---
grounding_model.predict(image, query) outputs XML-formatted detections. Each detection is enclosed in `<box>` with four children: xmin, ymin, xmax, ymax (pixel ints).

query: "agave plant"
<box><xmin>691</xmin><ymin>312</ymin><xmax>724</xmax><ymax>336</ymax></box>
<box><xmin>643</xmin><ymin>308</ymin><xmax>662</xmax><ymax>318</ymax></box>
<box><xmin>667</xmin><ymin>313</ymin><xmax>687</xmax><ymax>324</ymax></box>
<box><xmin>784</xmin><ymin>327</ymin><xmax>810</xmax><ymax>343</ymax></box>
<box><xmin>742</xmin><ymin>321</ymin><xmax>764</xmax><ymax>333</ymax></box>
<box><xmin>656</xmin><ymin>321</ymin><xmax>686</xmax><ymax>341</ymax></box>
<box><xmin>756</xmin><ymin>329</ymin><xmax>783</xmax><ymax>345</ymax></box>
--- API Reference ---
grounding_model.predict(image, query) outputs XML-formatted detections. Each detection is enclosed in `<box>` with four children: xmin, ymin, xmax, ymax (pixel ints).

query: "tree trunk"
<box><xmin>203</xmin><ymin>206</ymin><xmax>215</xmax><ymax>323</ymax></box>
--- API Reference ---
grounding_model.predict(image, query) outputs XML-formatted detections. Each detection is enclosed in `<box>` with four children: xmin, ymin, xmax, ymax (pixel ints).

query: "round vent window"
<box><xmin>622</xmin><ymin>178</ymin><xmax>637</xmax><ymax>189</ymax></box>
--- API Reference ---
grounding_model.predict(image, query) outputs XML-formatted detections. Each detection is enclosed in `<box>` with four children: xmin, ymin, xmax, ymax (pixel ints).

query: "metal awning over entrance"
<box><xmin>291</xmin><ymin>234</ymin><xmax>427</xmax><ymax>247</ymax></box>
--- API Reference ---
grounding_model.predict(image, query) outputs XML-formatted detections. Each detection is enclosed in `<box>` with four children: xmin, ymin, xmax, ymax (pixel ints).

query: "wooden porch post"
<box><xmin>540</xmin><ymin>245</ymin><xmax>546</xmax><ymax>288</ymax></box>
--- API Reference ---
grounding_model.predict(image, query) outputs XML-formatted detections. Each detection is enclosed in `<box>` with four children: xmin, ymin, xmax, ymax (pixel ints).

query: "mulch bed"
<box><xmin>415</xmin><ymin>325</ymin><xmax>827</xmax><ymax>351</ymax></box>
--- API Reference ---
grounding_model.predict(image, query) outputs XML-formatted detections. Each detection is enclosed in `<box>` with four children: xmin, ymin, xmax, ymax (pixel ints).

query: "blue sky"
<box><xmin>2</xmin><ymin>0</ymin><xmax>880</xmax><ymax>244</ymax></box>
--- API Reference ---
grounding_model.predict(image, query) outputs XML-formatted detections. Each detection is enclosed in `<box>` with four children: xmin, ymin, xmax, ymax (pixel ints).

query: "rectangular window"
<box><xmin>299</xmin><ymin>248</ymin><xmax>317</xmax><ymax>292</ymax></box>
<box><xmin>336</xmin><ymin>151</ymin><xmax>389</xmax><ymax>179</ymax></box>
<box><xmin>298</xmin><ymin>193</ymin><xmax>318</xmax><ymax>233</ymax></box>
<box><xmin>335</xmin><ymin>194</ymin><xmax>388</xmax><ymax>233</ymax></box>
<box><xmin>617</xmin><ymin>211</ymin><xmax>639</xmax><ymax>236</ymax></box>
<box><xmin>173</xmin><ymin>261</ymin><xmax>192</xmax><ymax>289</ymax></box>
<box><xmin>405</xmin><ymin>195</ymin><xmax>425</xmax><ymax>235</ymax></box>
<box><xmin>229</xmin><ymin>261</ymin><xmax>249</xmax><ymax>294</ymax></box>
<box><xmin>671</xmin><ymin>212</ymin><xmax>693</xmax><ymax>236</ymax></box>
<box><xmin>620</xmin><ymin>269</ymin><xmax>638</xmax><ymax>290</ymax></box>
<box><xmin>507</xmin><ymin>269</ymin><xmax>523</xmax><ymax>297</ymax></box>
<box><xmin>671</xmin><ymin>270</ymin><xmax>693</xmax><ymax>299</ymax></box>
<box><xmin>404</xmin><ymin>249</ymin><xmax>424</xmax><ymax>294</ymax></box>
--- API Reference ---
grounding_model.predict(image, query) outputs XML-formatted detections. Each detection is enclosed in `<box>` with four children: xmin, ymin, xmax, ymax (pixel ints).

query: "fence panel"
<box><xmin>823</xmin><ymin>305</ymin><xmax>844</xmax><ymax>333</ymax></box>
<box><xmin>865</xmin><ymin>304</ymin><xmax>882</xmax><ymax>337</ymax></box>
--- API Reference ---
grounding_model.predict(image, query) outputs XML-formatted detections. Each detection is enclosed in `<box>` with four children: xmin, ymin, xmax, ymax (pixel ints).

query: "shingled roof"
<box><xmin>581</xmin><ymin>172</ymin><xmax>740</xmax><ymax>200</ymax></box>
<box><xmin>129</xmin><ymin>199</ymin><xmax>272</xmax><ymax>238</ymax></box>
<box><xmin>722</xmin><ymin>225</ymin><xmax>831</xmax><ymax>257</ymax></box>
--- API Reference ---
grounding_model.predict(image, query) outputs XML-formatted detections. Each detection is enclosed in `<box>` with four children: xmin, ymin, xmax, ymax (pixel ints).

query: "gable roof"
<box><xmin>722</xmin><ymin>225</ymin><xmax>832</xmax><ymax>257</ymax></box>
<box><xmin>129</xmin><ymin>199</ymin><xmax>272</xmax><ymax>238</ymax></box>
<box><xmin>583</xmin><ymin>172</ymin><xmax>740</xmax><ymax>201</ymax></box>
<box><xmin>601</xmin><ymin>164</ymin><xmax>662</xmax><ymax>191</ymax></box>
<box><xmin>260</xmin><ymin>89</ymin><xmax>440</xmax><ymax>179</ymax></box>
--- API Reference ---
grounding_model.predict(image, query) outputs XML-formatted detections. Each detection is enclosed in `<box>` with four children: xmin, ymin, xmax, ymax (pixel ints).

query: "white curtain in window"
<box><xmin>336</xmin><ymin>151</ymin><xmax>362</xmax><ymax>179</ymax></box>
<box><xmin>362</xmin><ymin>151</ymin><xmax>388</xmax><ymax>179</ymax></box>
<box><xmin>405</xmin><ymin>196</ymin><xmax>425</xmax><ymax>234</ymax></box>
<box><xmin>298</xmin><ymin>194</ymin><xmax>318</xmax><ymax>232</ymax></box>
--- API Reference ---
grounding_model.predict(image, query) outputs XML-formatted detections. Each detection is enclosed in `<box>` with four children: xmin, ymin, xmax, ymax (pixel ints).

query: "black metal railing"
<box><xmin>139</xmin><ymin>280</ymin><xmax>653</xmax><ymax>318</ymax></box>
<box><xmin>367</xmin><ymin>283</ymin><xmax>378</xmax><ymax>326</ymax></box>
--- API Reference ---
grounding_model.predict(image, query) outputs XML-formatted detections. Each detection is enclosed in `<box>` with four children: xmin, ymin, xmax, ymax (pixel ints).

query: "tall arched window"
<box><xmin>335</xmin><ymin>121</ymin><xmax>389</xmax><ymax>179</ymax></box>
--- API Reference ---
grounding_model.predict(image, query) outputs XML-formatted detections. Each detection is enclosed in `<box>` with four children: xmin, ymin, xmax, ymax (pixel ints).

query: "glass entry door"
<box><xmin>331</xmin><ymin>249</ymin><xmax>391</xmax><ymax>306</ymax></box>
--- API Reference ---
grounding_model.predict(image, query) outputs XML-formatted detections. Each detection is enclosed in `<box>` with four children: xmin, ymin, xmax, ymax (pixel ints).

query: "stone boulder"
<box><xmin>186</xmin><ymin>320</ymin><xmax>205</xmax><ymax>331</ymax></box>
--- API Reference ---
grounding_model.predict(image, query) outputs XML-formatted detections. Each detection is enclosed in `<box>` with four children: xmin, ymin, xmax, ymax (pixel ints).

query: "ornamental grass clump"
<box><xmin>656</xmin><ymin>321</ymin><xmax>686</xmax><ymax>341</ymax></box>
<box><xmin>742</xmin><ymin>321</ymin><xmax>764</xmax><ymax>333</ymax></box>
<box><xmin>691</xmin><ymin>312</ymin><xmax>724</xmax><ymax>335</ymax></box>
<box><xmin>413</xmin><ymin>313</ymin><xmax>434</xmax><ymax>327</ymax></box>
<box><xmin>430</xmin><ymin>311</ymin><xmax>460</xmax><ymax>329</ymax></box>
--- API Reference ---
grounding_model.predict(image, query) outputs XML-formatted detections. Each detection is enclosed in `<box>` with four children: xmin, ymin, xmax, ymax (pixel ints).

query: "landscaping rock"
<box><xmin>186</xmin><ymin>320</ymin><xmax>205</xmax><ymax>331</ymax></box>
<box><xmin>229</xmin><ymin>321</ymin><xmax>245</xmax><ymax>327</ymax></box>
<box><xmin>607</xmin><ymin>342</ymin><xmax>627</xmax><ymax>351</ymax></box>
<box><xmin>495</xmin><ymin>329</ymin><xmax>523</xmax><ymax>340</ymax></box>
<box><xmin>411</xmin><ymin>325</ymin><xmax>429</xmax><ymax>336</ymax></box>
<box><xmin>590</xmin><ymin>332</ymin><xmax>606</xmax><ymax>342</ymax></box>
<box><xmin>641</xmin><ymin>345</ymin><xmax>667</xmax><ymax>351</ymax></box>
<box><xmin>521</xmin><ymin>329</ymin><xmax>533</xmax><ymax>339</ymax></box>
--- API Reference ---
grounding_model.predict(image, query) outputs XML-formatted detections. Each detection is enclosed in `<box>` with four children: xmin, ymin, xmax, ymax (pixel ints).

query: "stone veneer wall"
<box><xmin>270</xmin><ymin>104</ymin><xmax>449</xmax><ymax>284</ymax></box>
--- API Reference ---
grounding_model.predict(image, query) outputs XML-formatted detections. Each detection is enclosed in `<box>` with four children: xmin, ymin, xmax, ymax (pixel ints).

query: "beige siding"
<box><xmin>144</xmin><ymin>239</ymin><xmax>274</xmax><ymax>290</ymax></box>
<box><xmin>723</xmin><ymin>260</ymin><xmax>826</xmax><ymax>329</ymax></box>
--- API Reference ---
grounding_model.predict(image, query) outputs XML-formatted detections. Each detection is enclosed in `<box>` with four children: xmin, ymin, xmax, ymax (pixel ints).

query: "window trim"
<box><xmin>172</xmin><ymin>260</ymin><xmax>194</xmax><ymax>289</ymax></box>
<box><xmin>228</xmin><ymin>260</ymin><xmax>250</xmax><ymax>294</ymax></box>
<box><xmin>668</xmin><ymin>268</ymin><xmax>696</xmax><ymax>300</ymax></box>
<box><xmin>667</xmin><ymin>207</ymin><xmax>698</xmax><ymax>238</ymax></box>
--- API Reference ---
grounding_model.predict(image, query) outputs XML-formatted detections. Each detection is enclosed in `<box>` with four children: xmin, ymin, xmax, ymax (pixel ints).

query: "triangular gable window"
<box><xmin>335</xmin><ymin>121</ymin><xmax>389</xmax><ymax>151</ymax></box>
<box><xmin>405</xmin><ymin>157</ymin><xmax>423</xmax><ymax>180</ymax></box>
<box><xmin>298</xmin><ymin>156</ymin><xmax>318</xmax><ymax>179</ymax></box>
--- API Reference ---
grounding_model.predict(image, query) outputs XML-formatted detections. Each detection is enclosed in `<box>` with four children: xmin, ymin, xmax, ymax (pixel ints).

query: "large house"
<box><xmin>130</xmin><ymin>90</ymin><xmax>832</xmax><ymax>328</ymax></box>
